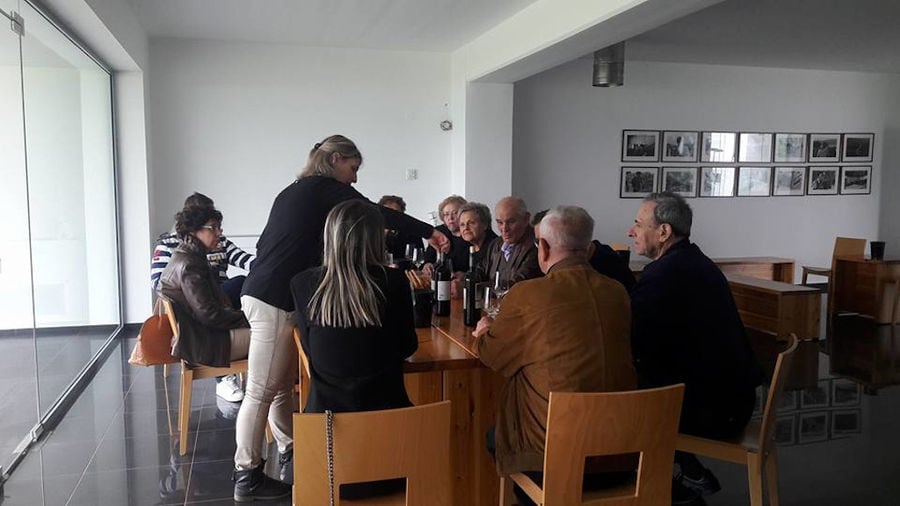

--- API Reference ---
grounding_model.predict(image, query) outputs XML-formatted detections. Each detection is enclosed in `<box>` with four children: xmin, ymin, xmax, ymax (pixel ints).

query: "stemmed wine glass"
<box><xmin>493</xmin><ymin>271</ymin><xmax>511</xmax><ymax>301</ymax></box>
<box><xmin>411</xmin><ymin>247</ymin><xmax>425</xmax><ymax>271</ymax></box>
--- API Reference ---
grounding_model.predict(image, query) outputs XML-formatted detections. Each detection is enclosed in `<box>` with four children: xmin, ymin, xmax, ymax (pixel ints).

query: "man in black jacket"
<box><xmin>628</xmin><ymin>192</ymin><xmax>764</xmax><ymax>503</ymax></box>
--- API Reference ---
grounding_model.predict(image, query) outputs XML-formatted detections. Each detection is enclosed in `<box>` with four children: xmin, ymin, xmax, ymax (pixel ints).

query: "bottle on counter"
<box><xmin>434</xmin><ymin>251</ymin><xmax>452</xmax><ymax>316</ymax></box>
<box><xmin>463</xmin><ymin>246</ymin><xmax>480</xmax><ymax>326</ymax></box>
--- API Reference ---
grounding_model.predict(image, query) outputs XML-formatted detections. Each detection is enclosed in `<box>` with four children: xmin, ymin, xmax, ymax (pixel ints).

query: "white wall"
<box><xmin>148</xmin><ymin>39</ymin><xmax>452</xmax><ymax>241</ymax></box>
<box><xmin>513</xmin><ymin>60</ymin><xmax>900</xmax><ymax>278</ymax></box>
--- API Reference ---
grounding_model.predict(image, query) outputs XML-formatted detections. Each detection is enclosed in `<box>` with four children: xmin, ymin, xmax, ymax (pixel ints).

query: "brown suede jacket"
<box><xmin>477</xmin><ymin>257</ymin><xmax>636</xmax><ymax>474</ymax></box>
<box><xmin>158</xmin><ymin>239</ymin><xmax>248</xmax><ymax>367</ymax></box>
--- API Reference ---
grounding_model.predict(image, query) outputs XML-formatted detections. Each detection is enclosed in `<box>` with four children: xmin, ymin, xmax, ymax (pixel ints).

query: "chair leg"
<box><xmin>765</xmin><ymin>451</ymin><xmax>780</xmax><ymax>506</ymax></box>
<box><xmin>801</xmin><ymin>269</ymin><xmax>809</xmax><ymax>286</ymax></box>
<box><xmin>747</xmin><ymin>452</ymin><xmax>764</xmax><ymax>506</ymax></box>
<box><xmin>178</xmin><ymin>366</ymin><xmax>194</xmax><ymax>456</ymax></box>
<box><xmin>265</xmin><ymin>424</ymin><xmax>274</xmax><ymax>445</ymax></box>
<box><xmin>499</xmin><ymin>476</ymin><xmax>515</xmax><ymax>506</ymax></box>
<box><xmin>162</xmin><ymin>363</ymin><xmax>170</xmax><ymax>377</ymax></box>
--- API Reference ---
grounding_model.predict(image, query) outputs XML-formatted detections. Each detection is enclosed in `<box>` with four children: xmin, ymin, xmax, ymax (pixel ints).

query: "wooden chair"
<box><xmin>160</xmin><ymin>297</ymin><xmax>255</xmax><ymax>456</ymax></box>
<box><xmin>292</xmin><ymin>327</ymin><xmax>311</xmax><ymax>410</ymax></box>
<box><xmin>610</xmin><ymin>243</ymin><xmax>630</xmax><ymax>252</ymax></box>
<box><xmin>499</xmin><ymin>384</ymin><xmax>685</xmax><ymax>506</ymax></box>
<box><xmin>293</xmin><ymin>401</ymin><xmax>452</xmax><ymax>505</ymax></box>
<box><xmin>800</xmin><ymin>236</ymin><xmax>866</xmax><ymax>285</ymax></box>
<box><xmin>676</xmin><ymin>334</ymin><xmax>799</xmax><ymax>506</ymax></box>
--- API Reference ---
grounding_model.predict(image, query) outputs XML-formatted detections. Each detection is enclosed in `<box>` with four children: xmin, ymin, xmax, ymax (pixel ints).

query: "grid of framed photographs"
<box><xmin>619</xmin><ymin>130</ymin><xmax>875</xmax><ymax>199</ymax></box>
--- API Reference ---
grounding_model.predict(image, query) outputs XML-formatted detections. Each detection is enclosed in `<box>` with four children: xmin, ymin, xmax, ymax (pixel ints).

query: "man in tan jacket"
<box><xmin>474</xmin><ymin>205</ymin><xmax>636</xmax><ymax>479</ymax></box>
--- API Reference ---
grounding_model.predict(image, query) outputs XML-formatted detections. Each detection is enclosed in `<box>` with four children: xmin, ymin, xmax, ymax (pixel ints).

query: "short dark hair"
<box><xmin>175</xmin><ymin>206</ymin><xmax>222</xmax><ymax>241</ymax></box>
<box><xmin>378</xmin><ymin>195</ymin><xmax>407</xmax><ymax>212</ymax></box>
<box><xmin>531</xmin><ymin>209</ymin><xmax>549</xmax><ymax>226</ymax></box>
<box><xmin>645</xmin><ymin>192</ymin><xmax>692</xmax><ymax>238</ymax></box>
<box><xmin>183</xmin><ymin>192</ymin><xmax>214</xmax><ymax>209</ymax></box>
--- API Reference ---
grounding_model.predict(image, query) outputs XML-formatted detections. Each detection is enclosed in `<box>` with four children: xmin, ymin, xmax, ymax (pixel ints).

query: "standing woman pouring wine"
<box><xmin>233</xmin><ymin>135</ymin><xmax>449</xmax><ymax>502</ymax></box>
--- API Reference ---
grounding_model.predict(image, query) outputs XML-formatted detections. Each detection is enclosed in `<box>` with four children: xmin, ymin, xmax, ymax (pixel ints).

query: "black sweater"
<box><xmin>291</xmin><ymin>266</ymin><xmax>417</xmax><ymax>413</ymax></box>
<box><xmin>242</xmin><ymin>176</ymin><xmax>434</xmax><ymax>311</ymax></box>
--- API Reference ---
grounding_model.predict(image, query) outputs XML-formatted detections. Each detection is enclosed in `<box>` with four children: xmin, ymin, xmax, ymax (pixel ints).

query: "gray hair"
<box><xmin>307</xmin><ymin>200</ymin><xmax>385</xmax><ymax>328</ymax></box>
<box><xmin>495</xmin><ymin>196</ymin><xmax>528</xmax><ymax>219</ymax></box>
<box><xmin>300</xmin><ymin>134</ymin><xmax>363</xmax><ymax>179</ymax></box>
<box><xmin>644</xmin><ymin>192</ymin><xmax>692</xmax><ymax>238</ymax></box>
<box><xmin>540</xmin><ymin>206</ymin><xmax>594</xmax><ymax>252</ymax></box>
<box><xmin>457</xmin><ymin>202</ymin><xmax>492</xmax><ymax>227</ymax></box>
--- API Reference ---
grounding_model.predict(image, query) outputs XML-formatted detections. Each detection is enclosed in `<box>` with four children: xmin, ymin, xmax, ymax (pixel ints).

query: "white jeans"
<box><xmin>234</xmin><ymin>295</ymin><xmax>297</xmax><ymax>470</ymax></box>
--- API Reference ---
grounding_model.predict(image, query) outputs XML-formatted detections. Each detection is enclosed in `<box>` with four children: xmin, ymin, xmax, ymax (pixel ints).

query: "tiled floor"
<box><xmin>2</xmin><ymin>317</ymin><xmax>899</xmax><ymax>505</ymax></box>
<box><xmin>2</xmin><ymin>330</ymin><xmax>287</xmax><ymax>506</ymax></box>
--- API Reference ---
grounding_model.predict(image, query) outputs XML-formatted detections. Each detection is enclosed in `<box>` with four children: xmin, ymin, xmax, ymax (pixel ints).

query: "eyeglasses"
<box><xmin>202</xmin><ymin>224</ymin><xmax>222</xmax><ymax>232</ymax></box>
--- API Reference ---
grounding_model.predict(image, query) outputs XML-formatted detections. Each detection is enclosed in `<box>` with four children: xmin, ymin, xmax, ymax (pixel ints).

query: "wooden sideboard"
<box><xmin>631</xmin><ymin>256</ymin><xmax>795</xmax><ymax>283</ymax></box>
<box><xmin>727</xmin><ymin>274</ymin><xmax>821</xmax><ymax>341</ymax></box>
<box><xmin>832</xmin><ymin>256</ymin><xmax>900</xmax><ymax>324</ymax></box>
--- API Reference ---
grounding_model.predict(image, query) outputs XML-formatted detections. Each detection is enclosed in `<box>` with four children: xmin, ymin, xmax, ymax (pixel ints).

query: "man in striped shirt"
<box><xmin>150</xmin><ymin>193</ymin><xmax>255</xmax><ymax>403</ymax></box>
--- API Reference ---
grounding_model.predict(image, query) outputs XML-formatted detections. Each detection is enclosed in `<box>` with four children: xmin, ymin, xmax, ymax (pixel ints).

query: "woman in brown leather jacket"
<box><xmin>158</xmin><ymin>205</ymin><xmax>250</xmax><ymax>368</ymax></box>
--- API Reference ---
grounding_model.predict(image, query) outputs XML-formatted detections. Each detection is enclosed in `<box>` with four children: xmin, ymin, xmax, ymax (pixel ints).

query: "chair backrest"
<box><xmin>610</xmin><ymin>243</ymin><xmax>630</xmax><ymax>252</ymax></box>
<box><xmin>831</xmin><ymin>237</ymin><xmax>866</xmax><ymax>266</ymax></box>
<box><xmin>757</xmin><ymin>334</ymin><xmax>799</xmax><ymax>465</ymax></box>
<box><xmin>292</xmin><ymin>327</ymin><xmax>312</xmax><ymax>380</ymax></box>
<box><xmin>159</xmin><ymin>297</ymin><xmax>179</xmax><ymax>337</ymax></box>
<box><xmin>541</xmin><ymin>384</ymin><xmax>685</xmax><ymax>506</ymax></box>
<box><xmin>293</xmin><ymin>401</ymin><xmax>452</xmax><ymax>506</ymax></box>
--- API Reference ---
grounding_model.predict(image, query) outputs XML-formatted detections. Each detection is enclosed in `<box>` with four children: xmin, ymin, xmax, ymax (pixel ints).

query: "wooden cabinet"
<box><xmin>727</xmin><ymin>274</ymin><xmax>821</xmax><ymax>341</ymax></box>
<box><xmin>832</xmin><ymin>256</ymin><xmax>900</xmax><ymax>323</ymax></box>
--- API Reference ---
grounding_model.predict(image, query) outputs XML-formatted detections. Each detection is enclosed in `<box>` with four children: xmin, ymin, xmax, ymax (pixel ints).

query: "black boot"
<box><xmin>233</xmin><ymin>464</ymin><xmax>292</xmax><ymax>502</ymax></box>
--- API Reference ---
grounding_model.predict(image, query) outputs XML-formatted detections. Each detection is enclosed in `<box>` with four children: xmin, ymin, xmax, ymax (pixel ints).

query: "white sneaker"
<box><xmin>216</xmin><ymin>374</ymin><xmax>244</xmax><ymax>403</ymax></box>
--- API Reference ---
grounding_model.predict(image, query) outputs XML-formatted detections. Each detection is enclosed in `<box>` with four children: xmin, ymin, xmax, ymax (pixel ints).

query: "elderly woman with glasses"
<box><xmin>157</xmin><ymin>206</ymin><xmax>251</xmax><ymax>370</ymax></box>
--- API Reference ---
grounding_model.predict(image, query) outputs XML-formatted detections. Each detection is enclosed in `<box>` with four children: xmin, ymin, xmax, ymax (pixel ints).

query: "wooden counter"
<box><xmin>401</xmin><ymin>301</ymin><xmax>502</xmax><ymax>506</ymax></box>
<box><xmin>631</xmin><ymin>256</ymin><xmax>795</xmax><ymax>283</ymax></box>
<box><xmin>726</xmin><ymin>274</ymin><xmax>821</xmax><ymax>341</ymax></box>
<box><xmin>832</xmin><ymin>256</ymin><xmax>900</xmax><ymax>323</ymax></box>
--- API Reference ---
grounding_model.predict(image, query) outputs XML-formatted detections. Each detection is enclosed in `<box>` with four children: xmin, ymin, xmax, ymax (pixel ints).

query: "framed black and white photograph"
<box><xmin>622</xmin><ymin>130</ymin><xmax>660</xmax><ymax>162</ymax></box>
<box><xmin>737</xmin><ymin>166</ymin><xmax>772</xmax><ymax>197</ymax></box>
<box><xmin>620</xmin><ymin>167</ymin><xmax>658</xmax><ymax>198</ymax></box>
<box><xmin>662</xmin><ymin>167</ymin><xmax>698</xmax><ymax>197</ymax></box>
<box><xmin>807</xmin><ymin>167</ymin><xmax>839</xmax><ymax>195</ymax></box>
<box><xmin>800</xmin><ymin>380</ymin><xmax>830</xmax><ymax>409</ymax></box>
<box><xmin>662</xmin><ymin>131</ymin><xmax>699</xmax><ymax>162</ymax></box>
<box><xmin>798</xmin><ymin>412</ymin><xmax>829</xmax><ymax>444</ymax></box>
<box><xmin>700</xmin><ymin>131</ymin><xmax>737</xmax><ymax>163</ymax></box>
<box><xmin>778</xmin><ymin>391</ymin><xmax>798</xmax><ymax>412</ymax></box>
<box><xmin>774</xmin><ymin>133</ymin><xmax>808</xmax><ymax>163</ymax></box>
<box><xmin>738</xmin><ymin>132</ymin><xmax>773</xmax><ymax>163</ymax></box>
<box><xmin>809</xmin><ymin>133</ymin><xmax>841</xmax><ymax>162</ymax></box>
<box><xmin>842</xmin><ymin>133</ymin><xmax>874</xmax><ymax>162</ymax></box>
<box><xmin>831</xmin><ymin>378</ymin><xmax>861</xmax><ymax>407</ymax></box>
<box><xmin>830</xmin><ymin>409</ymin><xmax>861</xmax><ymax>437</ymax></box>
<box><xmin>773</xmin><ymin>167</ymin><xmax>807</xmax><ymax>196</ymax></box>
<box><xmin>775</xmin><ymin>415</ymin><xmax>796</xmax><ymax>445</ymax></box>
<box><xmin>840</xmin><ymin>166</ymin><xmax>872</xmax><ymax>195</ymax></box>
<box><xmin>699</xmin><ymin>167</ymin><xmax>735</xmax><ymax>197</ymax></box>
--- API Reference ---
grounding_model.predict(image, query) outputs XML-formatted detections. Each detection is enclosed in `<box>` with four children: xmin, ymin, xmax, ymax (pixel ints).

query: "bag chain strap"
<box><xmin>325</xmin><ymin>410</ymin><xmax>335</xmax><ymax>506</ymax></box>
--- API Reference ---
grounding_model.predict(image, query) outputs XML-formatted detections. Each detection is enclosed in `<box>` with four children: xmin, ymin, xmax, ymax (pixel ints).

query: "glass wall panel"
<box><xmin>0</xmin><ymin>0</ymin><xmax>39</xmax><ymax>464</ymax></box>
<box><xmin>19</xmin><ymin>1</ymin><xmax>119</xmax><ymax>414</ymax></box>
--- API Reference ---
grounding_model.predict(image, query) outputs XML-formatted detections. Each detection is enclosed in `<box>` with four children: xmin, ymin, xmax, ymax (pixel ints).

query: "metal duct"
<box><xmin>592</xmin><ymin>42</ymin><xmax>625</xmax><ymax>87</ymax></box>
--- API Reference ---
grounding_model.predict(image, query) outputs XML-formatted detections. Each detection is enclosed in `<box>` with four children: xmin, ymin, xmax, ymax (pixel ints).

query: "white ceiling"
<box><xmin>627</xmin><ymin>0</ymin><xmax>900</xmax><ymax>74</ymax></box>
<box><xmin>127</xmin><ymin>0</ymin><xmax>538</xmax><ymax>52</ymax></box>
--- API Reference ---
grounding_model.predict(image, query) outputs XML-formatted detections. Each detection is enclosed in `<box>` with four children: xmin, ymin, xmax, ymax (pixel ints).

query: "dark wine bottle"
<box><xmin>463</xmin><ymin>246</ymin><xmax>480</xmax><ymax>326</ymax></box>
<box><xmin>435</xmin><ymin>252</ymin><xmax>452</xmax><ymax>316</ymax></box>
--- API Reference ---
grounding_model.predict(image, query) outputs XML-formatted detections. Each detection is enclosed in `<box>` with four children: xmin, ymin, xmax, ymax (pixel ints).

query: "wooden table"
<box><xmin>403</xmin><ymin>302</ymin><xmax>502</xmax><ymax>506</ymax></box>
<box><xmin>726</xmin><ymin>274</ymin><xmax>821</xmax><ymax>341</ymax></box>
<box><xmin>832</xmin><ymin>256</ymin><xmax>900</xmax><ymax>323</ymax></box>
<box><xmin>631</xmin><ymin>256</ymin><xmax>795</xmax><ymax>283</ymax></box>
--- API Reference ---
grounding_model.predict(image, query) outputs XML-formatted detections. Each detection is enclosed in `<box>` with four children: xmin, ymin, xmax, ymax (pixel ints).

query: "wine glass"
<box><xmin>411</xmin><ymin>247</ymin><xmax>425</xmax><ymax>270</ymax></box>
<box><xmin>404</xmin><ymin>243</ymin><xmax>415</xmax><ymax>260</ymax></box>
<box><xmin>483</xmin><ymin>286</ymin><xmax>501</xmax><ymax>318</ymax></box>
<box><xmin>493</xmin><ymin>272</ymin><xmax>511</xmax><ymax>300</ymax></box>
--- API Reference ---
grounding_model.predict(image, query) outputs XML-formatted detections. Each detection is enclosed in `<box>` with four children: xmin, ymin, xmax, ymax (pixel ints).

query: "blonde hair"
<box><xmin>437</xmin><ymin>195</ymin><xmax>467</xmax><ymax>217</ymax></box>
<box><xmin>300</xmin><ymin>134</ymin><xmax>363</xmax><ymax>179</ymax></box>
<box><xmin>307</xmin><ymin>200</ymin><xmax>386</xmax><ymax>328</ymax></box>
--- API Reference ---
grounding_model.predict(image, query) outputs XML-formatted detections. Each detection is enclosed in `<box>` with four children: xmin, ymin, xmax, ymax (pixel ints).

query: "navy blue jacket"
<box><xmin>630</xmin><ymin>240</ymin><xmax>763</xmax><ymax>404</ymax></box>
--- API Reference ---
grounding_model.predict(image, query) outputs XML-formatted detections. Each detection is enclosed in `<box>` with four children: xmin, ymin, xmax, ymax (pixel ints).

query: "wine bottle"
<box><xmin>435</xmin><ymin>252</ymin><xmax>452</xmax><ymax>316</ymax></box>
<box><xmin>463</xmin><ymin>246</ymin><xmax>479</xmax><ymax>326</ymax></box>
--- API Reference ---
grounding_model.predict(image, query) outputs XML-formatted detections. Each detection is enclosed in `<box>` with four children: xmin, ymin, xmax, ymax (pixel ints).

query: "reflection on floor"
<box><xmin>0</xmin><ymin>326</ymin><xmax>117</xmax><ymax>460</ymax></box>
<box><xmin>3</xmin><ymin>317</ymin><xmax>900</xmax><ymax>505</ymax></box>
